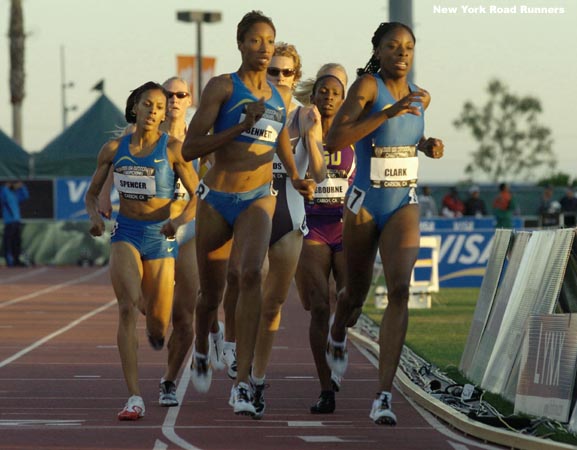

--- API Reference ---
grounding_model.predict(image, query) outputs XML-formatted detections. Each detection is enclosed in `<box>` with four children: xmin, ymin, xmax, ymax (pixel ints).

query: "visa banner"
<box><xmin>421</xmin><ymin>217</ymin><xmax>523</xmax><ymax>287</ymax></box>
<box><xmin>55</xmin><ymin>177</ymin><xmax>119</xmax><ymax>220</ymax></box>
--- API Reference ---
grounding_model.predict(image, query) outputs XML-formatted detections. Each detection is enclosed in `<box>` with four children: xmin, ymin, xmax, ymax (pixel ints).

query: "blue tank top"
<box><xmin>213</xmin><ymin>72</ymin><xmax>286</xmax><ymax>148</ymax></box>
<box><xmin>353</xmin><ymin>74</ymin><xmax>425</xmax><ymax>191</ymax></box>
<box><xmin>113</xmin><ymin>133</ymin><xmax>176</xmax><ymax>201</ymax></box>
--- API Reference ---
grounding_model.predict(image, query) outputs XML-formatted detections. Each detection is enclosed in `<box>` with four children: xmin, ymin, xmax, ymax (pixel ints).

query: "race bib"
<box><xmin>313</xmin><ymin>177</ymin><xmax>349</xmax><ymax>205</ymax></box>
<box><xmin>346</xmin><ymin>186</ymin><xmax>366</xmax><ymax>214</ymax></box>
<box><xmin>114</xmin><ymin>168</ymin><xmax>156</xmax><ymax>201</ymax></box>
<box><xmin>370</xmin><ymin>145</ymin><xmax>418</xmax><ymax>188</ymax></box>
<box><xmin>195</xmin><ymin>180</ymin><xmax>210</xmax><ymax>200</ymax></box>
<box><xmin>239</xmin><ymin>108</ymin><xmax>284</xmax><ymax>144</ymax></box>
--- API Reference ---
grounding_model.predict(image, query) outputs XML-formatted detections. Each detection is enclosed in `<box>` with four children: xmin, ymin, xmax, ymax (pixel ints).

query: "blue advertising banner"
<box><xmin>420</xmin><ymin>217</ymin><xmax>523</xmax><ymax>288</ymax></box>
<box><xmin>55</xmin><ymin>177</ymin><xmax>119</xmax><ymax>220</ymax></box>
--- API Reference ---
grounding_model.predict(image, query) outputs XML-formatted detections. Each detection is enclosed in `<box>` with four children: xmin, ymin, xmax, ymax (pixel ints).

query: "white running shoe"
<box><xmin>326</xmin><ymin>315</ymin><xmax>348</xmax><ymax>377</ymax></box>
<box><xmin>159</xmin><ymin>379</ymin><xmax>178</xmax><ymax>407</ymax></box>
<box><xmin>229</xmin><ymin>382</ymin><xmax>256</xmax><ymax>416</ymax></box>
<box><xmin>118</xmin><ymin>395</ymin><xmax>145</xmax><ymax>421</ymax></box>
<box><xmin>209</xmin><ymin>321</ymin><xmax>225</xmax><ymax>370</ymax></box>
<box><xmin>369</xmin><ymin>391</ymin><xmax>397</xmax><ymax>425</ymax></box>
<box><xmin>191</xmin><ymin>351</ymin><xmax>212</xmax><ymax>393</ymax></box>
<box><xmin>222</xmin><ymin>343</ymin><xmax>237</xmax><ymax>379</ymax></box>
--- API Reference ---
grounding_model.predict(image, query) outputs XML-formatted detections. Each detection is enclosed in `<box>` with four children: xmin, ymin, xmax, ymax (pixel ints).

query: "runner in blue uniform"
<box><xmin>324</xmin><ymin>22</ymin><xmax>444</xmax><ymax>425</ymax></box>
<box><xmin>85</xmin><ymin>81</ymin><xmax>198</xmax><ymax>421</ymax></box>
<box><xmin>181</xmin><ymin>11</ymin><xmax>314</xmax><ymax>417</ymax></box>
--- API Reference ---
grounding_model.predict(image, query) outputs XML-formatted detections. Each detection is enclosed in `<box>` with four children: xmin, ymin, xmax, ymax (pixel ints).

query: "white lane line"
<box><xmin>0</xmin><ymin>299</ymin><xmax>116</xmax><ymax>368</ymax></box>
<box><xmin>160</xmin><ymin>356</ymin><xmax>203</xmax><ymax>450</ymax></box>
<box><xmin>153</xmin><ymin>439</ymin><xmax>168</xmax><ymax>450</ymax></box>
<box><xmin>0</xmin><ymin>267</ymin><xmax>49</xmax><ymax>284</ymax></box>
<box><xmin>0</xmin><ymin>267</ymin><xmax>108</xmax><ymax>309</ymax></box>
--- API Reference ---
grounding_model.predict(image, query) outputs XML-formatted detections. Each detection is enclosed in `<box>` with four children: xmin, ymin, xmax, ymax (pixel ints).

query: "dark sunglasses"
<box><xmin>267</xmin><ymin>67</ymin><xmax>295</xmax><ymax>77</ymax></box>
<box><xmin>167</xmin><ymin>91</ymin><xmax>190</xmax><ymax>99</ymax></box>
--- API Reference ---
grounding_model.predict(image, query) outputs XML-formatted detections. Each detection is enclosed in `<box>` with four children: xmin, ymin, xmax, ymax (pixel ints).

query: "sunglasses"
<box><xmin>267</xmin><ymin>67</ymin><xmax>295</xmax><ymax>77</ymax></box>
<box><xmin>167</xmin><ymin>91</ymin><xmax>190</xmax><ymax>99</ymax></box>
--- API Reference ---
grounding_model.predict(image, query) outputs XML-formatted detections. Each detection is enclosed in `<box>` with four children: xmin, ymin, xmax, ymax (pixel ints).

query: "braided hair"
<box><xmin>356</xmin><ymin>22</ymin><xmax>416</xmax><ymax>77</ymax></box>
<box><xmin>124</xmin><ymin>81</ymin><xmax>167</xmax><ymax>124</ymax></box>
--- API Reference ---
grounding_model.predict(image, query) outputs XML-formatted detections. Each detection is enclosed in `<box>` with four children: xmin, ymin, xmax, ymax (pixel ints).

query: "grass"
<box><xmin>362</xmin><ymin>284</ymin><xmax>577</xmax><ymax>445</ymax></box>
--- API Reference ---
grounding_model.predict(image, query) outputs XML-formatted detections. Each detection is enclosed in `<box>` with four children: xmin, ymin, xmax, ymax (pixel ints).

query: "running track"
<box><xmin>0</xmin><ymin>266</ymin><xmax>503</xmax><ymax>450</ymax></box>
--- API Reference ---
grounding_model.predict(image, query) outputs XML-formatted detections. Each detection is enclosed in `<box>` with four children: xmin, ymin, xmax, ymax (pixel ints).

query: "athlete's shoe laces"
<box><xmin>250</xmin><ymin>378</ymin><xmax>267</xmax><ymax>420</ymax></box>
<box><xmin>222</xmin><ymin>345</ymin><xmax>237</xmax><ymax>379</ymax></box>
<box><xmin>191</xmin><ymin>351</ymin><xmax>212</xmax><ymax>393</ymax></box>
<box><xmin>209</xmin><ymin>321</ymin><xmax>226</xmax><ymax>370</ymax></box>
<box><xmin>117</xmin><ymin>395</ymin><xmax>145</xmax><ymax>421</ymax></box>
<box><xmin>369</xmin><ymin>391</ymin><xmax>397</xmax><ymax>425</ymax></box>
<box><xmin>229</xmin><ymin>382</ymin><xmax>256</xmax><ymax>416</ymax></box>
<box><xmin>159</xmin><ymin>379</ymin><xmax>178</xmax><ymax>407</ymax></box>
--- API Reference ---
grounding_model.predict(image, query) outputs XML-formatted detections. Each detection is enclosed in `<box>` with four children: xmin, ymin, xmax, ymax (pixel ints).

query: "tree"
<box><xmin>453</xmin><ymin>79</ymin><xmax>555</xmax><ymax>182</ymax></box>
<box><xmin>9</xmin><ymin>0</ymin><xmax>25</xmax><ymax>145</ymax></box>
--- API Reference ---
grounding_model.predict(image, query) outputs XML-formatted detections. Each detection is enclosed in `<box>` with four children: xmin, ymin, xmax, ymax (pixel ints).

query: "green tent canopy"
<box><xmin>33</xmin><ymin>94</ymin><xmax>127</xmax><ymax>177</ymax></box>
<box><xmin>0</xmin><ymin>128</ymin><xmax>29</xmax><ymax>177</ymax></box>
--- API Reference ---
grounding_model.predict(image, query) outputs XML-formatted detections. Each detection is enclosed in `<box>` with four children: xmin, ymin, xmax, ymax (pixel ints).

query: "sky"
<box><xmin>0</xmin><ymin>0</ymin><xmax>575</xmax><ymax>183</ymax></box>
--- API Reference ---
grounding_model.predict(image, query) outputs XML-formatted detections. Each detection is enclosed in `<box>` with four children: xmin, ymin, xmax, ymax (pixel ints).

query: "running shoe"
<box><xmin>310</xmin><ymin>390</ymin><xmax>335</xmax><ymax>414</ymax></box>
<box><xmin>326</xmin><ymin>316</ymin><xmax>348</xmax><ymax>377</ymax></box>
<box><xmin>229</xmin><ymin>382</ymin><xmax>255</xmax><ymax>416</ymax></box>
<box><xmin>331</xmin><ymin>371</ymin><xmax>342</xmax><ymax>392</ymax></box>
<box><xmin>251</xmin><ymin>379</ymin><xmax>266</xmax><ymax>420</ymax></box>
<box><xmin>146</xmin><ymin>330</ymin><xmax>164</xmax><ymax>351</ymax></box>
<box><xmin>159</xmin><ymin>379</ymin><xmax>178</xmax><ymax>407</ymax></box>
<box><xmin>369</xmin><ymin>391</ymin><xmax>397</xmax><ymax>425</ymax></box>
<box><xmin>209</xmin><ymin>321</ymin><xmax>225</xmax><ymax>370</ymax></box>
<box><xmin>191</xmin><ymin>351</ymin><xmax>212</xmax><ymax>393</ymax></box>
<box><xmin>118</xmin><ymin>395</ymin><xmax>145</xmax><ymax>421</ymax></box>
<box><xmin>222</xmin><ymin>344</ymin><xmax>237</xmax><ymax>379</ymax></box>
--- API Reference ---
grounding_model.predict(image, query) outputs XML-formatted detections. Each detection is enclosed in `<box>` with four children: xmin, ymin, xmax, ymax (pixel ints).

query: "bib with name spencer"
<box><xmin>113</xmin><ymin>133</ymin><xmax>175</xmax><ymax>201</ymax></box>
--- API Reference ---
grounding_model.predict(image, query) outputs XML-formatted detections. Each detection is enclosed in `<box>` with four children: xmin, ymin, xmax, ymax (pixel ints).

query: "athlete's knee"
<box><xmin>309</xmin><ymin>301</ymin><xmax>330</xmax><ymax>322</ymax></box>
<box><xmin>387</xmin><ymin>283</ymin><xmax>410</xmax><ymax>306</ymax></box>
<box><xmin>238</xmin><ymin>266</ymin><xmax>262</xmax><ymax>290</ymax></box>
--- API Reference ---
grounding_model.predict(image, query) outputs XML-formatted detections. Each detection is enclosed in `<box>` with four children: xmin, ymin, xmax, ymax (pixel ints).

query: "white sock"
<box><xmin>250</xmin><ymin>369</ymin><xmax>265</xmax><ymax>386</ymax></box>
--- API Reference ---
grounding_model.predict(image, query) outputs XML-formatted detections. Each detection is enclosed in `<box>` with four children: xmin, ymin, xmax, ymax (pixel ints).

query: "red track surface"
<box><xmin>0</xmin><ymin>266</ymin><xmax>503</xmax><ymax>450</ymax></box>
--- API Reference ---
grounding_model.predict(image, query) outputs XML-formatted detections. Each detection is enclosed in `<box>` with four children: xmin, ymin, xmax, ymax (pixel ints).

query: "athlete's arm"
<box><xmin>325</xmin><ymin>75</ymin><xmax>425</xmax><ymax>153</ymax></box>
<box><xmin>161</xmin><ymin>138</ymin><xmax>200</xmax><ymax>237</ymax></box>
<box><xmin>299</xmin><ymin>105</ymin><xmax>326</xmax><ymax>183</ymax></box>
<box><xmin>85</xmin><ymin>140</ymin><xmax>119</xmax><ymax>236</ymax></box>
<box><xmin>275</xmin><ymin>85</ymin><xmax>316</xmax><ymax>200</ymax></box>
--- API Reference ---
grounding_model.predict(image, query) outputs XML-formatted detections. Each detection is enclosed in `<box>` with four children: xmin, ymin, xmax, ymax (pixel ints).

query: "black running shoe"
<box><xmin>310</xmin><ymin>390</ymin><xmax>335</xmax><ymax>414</ymax></box>
<box><xmin>147</xmin><ymin>331</ymin><xmax>164</xmax><ymax>351</ymax></box>
<box><xmin>252</xmin><ymin>382</ymin><xmax>266</xmax><ymax>420</ymax></box>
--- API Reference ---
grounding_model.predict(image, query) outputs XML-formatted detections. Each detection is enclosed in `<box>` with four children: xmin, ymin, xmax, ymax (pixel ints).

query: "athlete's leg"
<box><xmin>252</xmin><ymin>230</ymin><xmax>303</xmax><ymax>379</ymax></box>
<box><xmin>377</xmin><ymin>204</ymin><xmax>420</xmax><ymax>392</ymax></box>
<box><xmin>295</xmin><ymin>240</ymin><xmax>332</xmax><ymax>391</ymax></box>
<box><xmin>109</xmin><ymin>242</ymin><xmax>143</xmax><ymax>397</ymax></box>
<box><xmin>232</xmin><ymin>195</ymin><xmax>276</xmax><ymax>386</ymax></box>
<box><xmin>163</xmin><ymin>237</ymin><xmax>198</xmax><ymax>382</ymax></box>
<box><xmin>141</xmin><ymin>257</ymin><xmax>175</xmax><ymax>346</ymax></box>
<box><xmin>194</xmin><ymin>200</ymin><xmax>233</xmax><ymax>356</ymax></box>
<box><xmin>330</xmin><ymin>207</ymin><xmax>379</xmax><ymax>343</ymax></box>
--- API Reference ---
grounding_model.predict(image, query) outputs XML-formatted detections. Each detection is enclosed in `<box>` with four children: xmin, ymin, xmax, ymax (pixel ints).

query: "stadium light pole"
<box><xmin>176</xmin><ymin>10</ymin><xmax>222</xmax><ymax>105</ymax></box>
